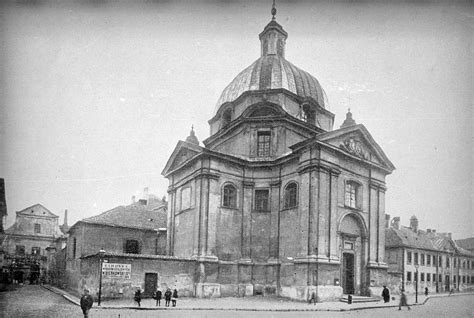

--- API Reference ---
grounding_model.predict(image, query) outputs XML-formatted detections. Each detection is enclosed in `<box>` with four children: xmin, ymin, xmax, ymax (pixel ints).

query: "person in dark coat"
<box><xmin>134</xmin><ymin>289</ymin><xmax>142</xmax><ymax>307</ymax></box>
<box><xmin>153</xmin><ymin>288</ymin><xmax>162</xmax><ymax>306</ymax></box>
<box><xmin>424</xmin><ymin>287</ymin><xmax>429</xmax><ymax>297</ymax></box>
<box><xmin>381</xmin><ymin>285</ymin><xmax>390</xmax><ymax>303</ymax></box>
<box><xmin>80</xmin><ymin>289</ymin><xmax>93</xmax><ymax>318</ymax></box>
<box><xmin>172</xmin><ymin>289</ymin><xmax>178</xmax><ymax>307</ymax></box>
<box><xmin>398</xmin><ymin>289</ymin><xmax>411</xmax><ymax>310</ymax></box>
<box><xmin>164</xmin><ymin>288</ymin><xmax>172</xmax><ymax>307</ymax></box>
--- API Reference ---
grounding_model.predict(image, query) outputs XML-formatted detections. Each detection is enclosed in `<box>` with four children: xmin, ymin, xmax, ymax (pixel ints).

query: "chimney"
<box><xmin>63</xmin><ymin>209</ymin><xmax>68</xmax><ymax>227</ymax></box>
<box><xmin>410</xmin><ymin>215</ymin><xmax>418</xmax><ymax>233</ymax></box>
<box><xmin>391</xmin><ymin>217</ymin><xmax>400</xmax><ymax>230</ymax></box>
<box><xmin>143</xmin><ymin>187</ymin><xmax>149</xmax><ymax>205</ymax></box>
<box><xmin>385</xmin><ymin>214</ymin><xmax>391</xmax><ymax>229</ymax></box>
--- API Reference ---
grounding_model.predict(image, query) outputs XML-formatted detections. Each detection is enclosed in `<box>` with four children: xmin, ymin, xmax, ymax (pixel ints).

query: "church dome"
<box><xmin>215</xmin><ymin>11</ymin><xmax>325</xmax><ymax>111</ymax></box>
<box><xmin>216</xmin><ymin>55</ymin><xmax>325</xmax><ymax>109</ymax></box>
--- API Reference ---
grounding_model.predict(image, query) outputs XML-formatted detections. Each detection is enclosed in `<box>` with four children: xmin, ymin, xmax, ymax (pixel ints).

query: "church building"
<box><xmin>162</xmin><ymin>6</ymin><xmax>395</xmax><ymax>301</ymax></box>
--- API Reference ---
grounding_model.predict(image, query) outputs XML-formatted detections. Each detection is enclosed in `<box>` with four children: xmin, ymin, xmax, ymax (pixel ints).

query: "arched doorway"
<box><xmin>338</xmin><ymin>214</ymin><xmax>367</xmax><ymax>295</ymax></box>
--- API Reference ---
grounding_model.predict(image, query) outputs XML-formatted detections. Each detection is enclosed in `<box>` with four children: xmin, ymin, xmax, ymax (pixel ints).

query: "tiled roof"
<box><xmin>385</xmin><ymin>226</ymin><xmax>437</xmax><ymax>251</ymax></box>
<box><xmin>456</xmin><ymin>238</ymin><xmax>474</xmax><ymax>251</ymax></box>
<box><xmin>76</xmin><ymin>197</ymin><xmax>167</xmax><ymax>232</ymax></box>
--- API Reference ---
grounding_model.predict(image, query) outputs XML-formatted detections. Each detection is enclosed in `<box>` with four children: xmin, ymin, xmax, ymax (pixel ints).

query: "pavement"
<box><xmin>41</xmin><ymin>284</ymin><xmax>474</xmax><ymax>312</ymax></box>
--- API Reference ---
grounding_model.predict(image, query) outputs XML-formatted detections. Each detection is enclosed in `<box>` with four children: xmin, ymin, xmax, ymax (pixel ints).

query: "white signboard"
<box><xmin>102</xmin><ymin>263</ymin><xmax>131</xmax><ymax>279</ymax></box>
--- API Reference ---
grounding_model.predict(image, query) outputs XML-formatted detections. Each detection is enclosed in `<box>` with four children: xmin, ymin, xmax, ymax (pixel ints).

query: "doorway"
<box><xmin>144</xmin><ymin>273</ymin><xmax>158</xmax><ymax>298</ymax></box>
<box><xmin>342</xmin><ymin>253</ymin><xmax>355</xmax><ymax>294</ymax></box>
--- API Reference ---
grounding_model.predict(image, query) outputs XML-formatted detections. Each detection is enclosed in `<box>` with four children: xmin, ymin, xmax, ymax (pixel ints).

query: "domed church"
<box><xmin>162</xmin><ymin>4</ymin><xmax>395</xmax><ymax>301</ymax></box>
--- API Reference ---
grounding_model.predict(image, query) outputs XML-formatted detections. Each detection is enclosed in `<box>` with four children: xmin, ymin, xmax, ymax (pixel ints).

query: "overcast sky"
<box><xmin>1</xmin><ymin>0</ymin><xmax>472</xmax><ymax>239</ymax></box>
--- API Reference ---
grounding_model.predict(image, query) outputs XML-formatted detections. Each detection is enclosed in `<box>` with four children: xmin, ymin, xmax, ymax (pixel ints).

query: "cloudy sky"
<box><xmin>1</xmin><ymin>0</ymin><xmax>472</xmax><ymax>238</ymax></box>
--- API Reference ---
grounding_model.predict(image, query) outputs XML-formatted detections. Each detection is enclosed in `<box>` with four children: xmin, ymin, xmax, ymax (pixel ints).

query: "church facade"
<box><xmin>162</xmin><ymin>10</ymin><xmax>395</xmax><ymax>301</ymax></box>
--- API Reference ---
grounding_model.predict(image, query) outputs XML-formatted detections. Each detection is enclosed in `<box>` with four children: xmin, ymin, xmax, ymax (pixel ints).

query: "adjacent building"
<box><xmin>385</xmin><ymin>215</ymin><xmax>474</xmax><ymax>294</ymax></box>
<box><xmin>64</xmin><ymin>193</ymin><xmax>168</xmax><ymax>298</ymax></box>
<box><xmin>162</xmin><ymin>8</ymin><xmax>395</xmax><ymax>301</ymax></box>
<box><xmin>1</xmin><ymin>204</ymin><xmax>67</xmax><ymax>284</ymax></box>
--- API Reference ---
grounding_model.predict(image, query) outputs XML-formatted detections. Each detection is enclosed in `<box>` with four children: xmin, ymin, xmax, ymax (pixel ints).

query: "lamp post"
<box><xmin>98</xmin><ymin>249</ymin><xmax>105</xmax><ymax>306</ymax></box>
<box><xmin>415</xmin><ymin>263</ymin><xmax>419</xmax><ymax>303</ymax></box>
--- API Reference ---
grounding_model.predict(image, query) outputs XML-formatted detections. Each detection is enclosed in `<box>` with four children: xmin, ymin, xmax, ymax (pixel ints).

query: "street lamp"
<box><xmin>415</xmin><ymin>263</ymin><xmax>419</xmax><ymax>303</ymax></box>
<box><xmin>98</xmin><ymin>249</ymin><xmax>106</xmax><ymax>306</ymax></box>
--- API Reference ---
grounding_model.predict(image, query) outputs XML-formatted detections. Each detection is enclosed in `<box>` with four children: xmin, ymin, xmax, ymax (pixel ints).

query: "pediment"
<box><xmin>162</xmin><ymin>141</ymin><xmax>203</xmax><ymax>176</ymax></box>
<box><xmin>317</xmin><ymin>124</ymin><xmax>395</xmax><ymax>172</ymax></box>
<box><xmin>17</xmin><ymin>204</ymin><xmax>57</xmax><ymax>218</ymax></box>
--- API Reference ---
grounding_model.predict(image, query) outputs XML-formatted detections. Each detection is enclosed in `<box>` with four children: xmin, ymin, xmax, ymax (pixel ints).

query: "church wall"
<box><xmin>173</xmin><ymin>211</ymin><xmax>195</xmax><ymax>257</ymax></box>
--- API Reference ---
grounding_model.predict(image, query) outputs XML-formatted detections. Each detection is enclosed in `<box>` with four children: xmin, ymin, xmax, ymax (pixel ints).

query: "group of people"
<box><xmin>152</xmin><ymin>287</ymin><xmax>178</xmax><ymax>307</ymax></box>
<box><xmin>382</xmin><ymin>285</ymin><xmax>429</xmax><ymax>310</ymax></box>
<box><xmin>133</xmin><ymin>287</ymin><xmax>179</xmax><ymax>307</ymax></box>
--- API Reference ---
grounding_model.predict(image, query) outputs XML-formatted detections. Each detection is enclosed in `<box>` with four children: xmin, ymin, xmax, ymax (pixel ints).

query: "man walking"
<box><xmin>382</xmin><ymin>285</ymin><xmax>390</xmax><ymax>303</ymax></box>
<box><xmin>80</xmin><ymin>289</ymin><xmax>93</xmax><ymax>318</ymax></box>
<box><xmin>398</xmin><ymin>289</ymin><xmax>411</xmax><ymax>310</ymax></box>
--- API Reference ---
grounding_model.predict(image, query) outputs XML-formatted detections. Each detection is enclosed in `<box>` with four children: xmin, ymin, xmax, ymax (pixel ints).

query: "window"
<box><xmin>222</xmin><ymin>109</ymin><xmax>232</xmax><ymax>128</ymax></box>
<box><xmin>433</xmin><ymin>273</ymin><xmax>436</xmax><ymax>282</ymax></box>
<box><xmin>180</xmin><ymin>187</ymin><xmax>191</xmax><ymax>210</ymax></box>
<box><xmin>257</xmin><ymin>131</ymin><xmax>271</xmax><ymax>157</ymax></box>
<box><xmin>16</xmin><ymin>245</ymin><xmax>25</xmax><ymax>255</ymax></box>
<box><xmin>222</xmin><ymin>184</ymin><xmax>237</xmax><ymax>208</ymax></box>
<box><xmin>344</xmin><ymin>181</ymin><xmax>360</xmax><ymax>209</ymax></box>
<box><xmin>421</xmin><ymin>273</ymin><xmax>425</xmax><ymax>282</ymax></box>
<box><xmin>302</xmin><ymin>104</ymin><xmax>315</xmax><ymax>124</ymax></box>
<box><xmin>439</xmin><ymin>274</ymin><xmax>442</xmax><ymax>283</ymax></box>
<box><xmin>427</xmin><ymin>273</ymin><xmax>431</xmax><ymax>282</ymax></box>
<box><xmin>414</xmin><ymin>252</ymin><xmax>419</xmax><ymax>265</ymax></box>
<box><xmin>462</xmin><ymin>276</ymin><xmax>465</xmax><ymax>284</ymax></box>
<box><xmin>125</xmin><ymin>239</ymin><xmax>140</xmax><ymax>254</ymax></box>
<box><xmin>407</xmin><ymin>251</ymin><xmax>412</xmax><ymax>264</ymax></box>
<box><xmin>454</xmin><ymin>258</ymin><xmax>457</xmax><ymax>268</ymax></box>
<box><xmin>284</xmin><ymin>182</ymin><xmax>298</xmax><ymax>209</ymax></box>
<box><xmin>255</xmin><ymin>189</ymin><xmax>270</xmax><ymax>212</ymax></box>
<box><xmin>427</xmin><ymin>254</ymin><xmax>431</xmax><ymax>266</ymax></box>
<box><xmin>73</xmin><ymin>238</ymin><xmax>77</xmax><ymax>258</ymax></box>
<box><xmin>34</xmin><ymin>223</ymin><xmax>41</xmax><ymax>233</ymax></box>
<box><xmin>414</xmin><ymin>271</ymin><xmax>418</xmax><ymax>282</ymax></box>
<box><xmin>31</xmin><ymin>247</ymin><xmax>41</xmax><ymax>256</ymax></box>
<box><xmin>439</xmin><ymin>256</ymin><xmax>443</xmax><ymax>268</ymax></box>
<box><xmin>421</xmin><ymin>253</ymin><xmax>425</xmax><ymax>266</ymax></box>
<box><xmin>446</xmin><ymin>257</ymin><xmax>450</xmax><ymax>268</ymax></box>
<box><xmin>407</xmin><ymin>272</ymin><xmax>412</xmax><ymax>282</ymax></box>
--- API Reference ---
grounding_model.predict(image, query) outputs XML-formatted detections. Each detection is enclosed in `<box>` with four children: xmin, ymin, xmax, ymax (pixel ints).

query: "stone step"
<box><xmin>340</xmin><ymin>295</ymin><xmax>380</xmax><ymax>303</ymax></box>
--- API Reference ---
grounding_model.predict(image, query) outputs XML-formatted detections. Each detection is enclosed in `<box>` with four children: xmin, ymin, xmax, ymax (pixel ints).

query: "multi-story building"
<box><xmin>162</xmin><ymin>6</ymin><xmax>395</xmax><ymax>301</ymax></box>
<box><xmin>1</xmin><ymin>204</ymin><xmax>67</xmax><ymax>284</ymax></box>
<box><xmin>386</xmin><ymin>215</ymin><xmax>474</xmax><ymax>294</ymax></box>
<box><xmin>64</xmin><ymin>193</ymin><xmax>168</xmax><ymax>298</ymax></box>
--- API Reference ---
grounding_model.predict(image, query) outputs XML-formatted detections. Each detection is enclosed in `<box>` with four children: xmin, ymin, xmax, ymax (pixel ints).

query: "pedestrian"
<box><xmin>424</xmin><ymin>287</ymin><xmax>429</xmax><ymax>297</ymax></box>
<box><xmin>449</xmin><ymin>287</ymin><xmax>454</xmax><ymax>296</ymax></box>
<box><xmin>172</xmin><ymin>289</ymin><xmax>178</xmax><ymax>307</ymax></box>
<box><xmin>164</xmin><ymin>288</ymin><xmax>172</xmax><ymax>307</ymax></box>
<box><xmin>153</xmin><ymin>288</ymin><xmax>162</xmax><ymax>306</ymax></box>
<box><xmin>398</xmin><ymin>289</ymin><xmax>411</xmax><ymax>310</ymax></box>
<box><xmin>80</xmin><ymin>289</ymin><xmax>93</xmax><ymax>318</ymax></box>
<box><xmin>381</xmin><ymin>285</ymin><xmax>390</xmax><ymax>303</ymax></box>
<box><xmin>134</xmin><ymin>288</ymin><xmax>142</xmax><ymax>307</ymax></box>
<box><xmin>308</xmin><ymin>291</ymin><xmax>317</xmax><ymax>305</ymax></box>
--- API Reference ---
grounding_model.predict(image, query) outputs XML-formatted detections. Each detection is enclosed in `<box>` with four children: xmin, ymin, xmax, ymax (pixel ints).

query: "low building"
<box><xmin>64</xmin><ymin>194</ymin><xmax>168</xmax><ymax>298</ymax></box>
<box><xmin>385</xmin><ymin>215</ymin><xmax>474</xmax><ymax>294</ymax></box>
<box><xmin>1</xmin><ymin>204</ymin><xmax>67</xmax><ymax>284</ymax></box>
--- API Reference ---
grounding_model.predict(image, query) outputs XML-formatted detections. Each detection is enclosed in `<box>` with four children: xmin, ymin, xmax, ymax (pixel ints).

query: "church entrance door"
<box><xmin>342</xmin><ymin>253</ymin><xmax>355</xmax><ymax>294</ymax></box>
<box><xmin>144</xmin><ymin>273</ymin><xmax>158</xmax><ymax>298</ymax></box>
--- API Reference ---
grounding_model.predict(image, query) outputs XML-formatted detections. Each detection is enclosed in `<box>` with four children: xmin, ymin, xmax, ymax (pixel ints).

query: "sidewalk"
<box><xmin>41</xmin><ymin>285</ymin><xmax>473</xmax><ymax>312</ymax></box>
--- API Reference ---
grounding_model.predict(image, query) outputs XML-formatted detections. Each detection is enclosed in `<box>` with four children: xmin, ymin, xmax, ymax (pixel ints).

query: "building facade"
<box><xmin>64</xmin><ymin>194</ymin><xmax>168</xmax><ymax>298</ymax></box>
<box><xmin>386</xmin><ymin>216</ymin><xmax>474</xmax><ymax>294</ymax></box>
<box><xmin>1</xmin><ymin>204</ymin><xmax>66</xmax><ymax>284</ymax></box>
<box><xmin>162</xmin><ymin>10</ymin><xmax>395</xmax><ymax>301</ymax></box>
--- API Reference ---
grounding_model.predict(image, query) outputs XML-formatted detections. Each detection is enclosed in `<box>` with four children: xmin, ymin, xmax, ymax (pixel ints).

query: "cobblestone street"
<box><xmin>1</xmin><ymin>284</ymin><xmax>473</xmax><ymax>318</ymax></box>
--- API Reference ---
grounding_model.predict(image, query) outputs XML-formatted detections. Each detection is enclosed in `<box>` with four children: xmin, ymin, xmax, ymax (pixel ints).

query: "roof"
<box><xmin>73</xmin><ymin>196</ymin><xmax>167</xmax><ymax>232</ymax></box>
<box><xmin>216</xmin><ymin>55</ymin><xmax>325</xmax><ymax>111</ymax></box>
<box><xmin>385</xmin><ymin>226</ymin><xmax>437</xmax><ymax>251</ymax></box>
<box><xmin>16</xmin><ymin>204</ymin><xmax>58</xmax><ymax>218</ymax></box>
<box><xmin>456</xmin><ymin>238</ymin><xmax>474</xmax><ymax>251</ymax></box>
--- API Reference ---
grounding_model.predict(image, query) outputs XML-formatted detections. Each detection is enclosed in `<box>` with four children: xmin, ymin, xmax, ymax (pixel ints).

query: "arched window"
<box><xmin>344</xmin><ymin>181</ymin><xmax>361</xmax><ymax>209</ymax></box>
<box><xmin>284</xmin><ymin>182</ymin><xmax>298</xmax><ymax>209</ymax></box>
<box><xmin>222</xmin><ymin>184</ymin><xmax>237</xmax><ymax>208</ymax></box>
<box><xmin>302</xmin><ymin>104</ymin><xmax>315</xmax><ymax>124</ymax></box>
<box><xmin>222</xmin><ymin>109</ymin><xmax>232</xmax><ymax>128</ymax></box>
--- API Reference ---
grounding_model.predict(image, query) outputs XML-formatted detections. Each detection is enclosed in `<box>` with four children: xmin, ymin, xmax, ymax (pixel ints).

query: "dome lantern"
<box><xmin>259</xmin><ymin>1</ymin><xmax>287</xmax><ymax>58</ymax></box>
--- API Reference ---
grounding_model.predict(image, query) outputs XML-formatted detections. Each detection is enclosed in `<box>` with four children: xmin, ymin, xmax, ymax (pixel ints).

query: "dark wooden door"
<box><xmin>144</xmin><ymin>273</ymin><xmax>158</xmax><ymax>298</ymax></box>
<box><xmin>343</xmin><ymin>253</ymin><xmax>355</xmax><ymax>294</ymax></box>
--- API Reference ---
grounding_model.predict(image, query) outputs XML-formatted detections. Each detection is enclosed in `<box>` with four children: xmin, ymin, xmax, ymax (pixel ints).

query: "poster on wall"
<box><xmin>102</xmin><ymin>263</ymin><xmax>131</xmax><ymax>279</ymax></box>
